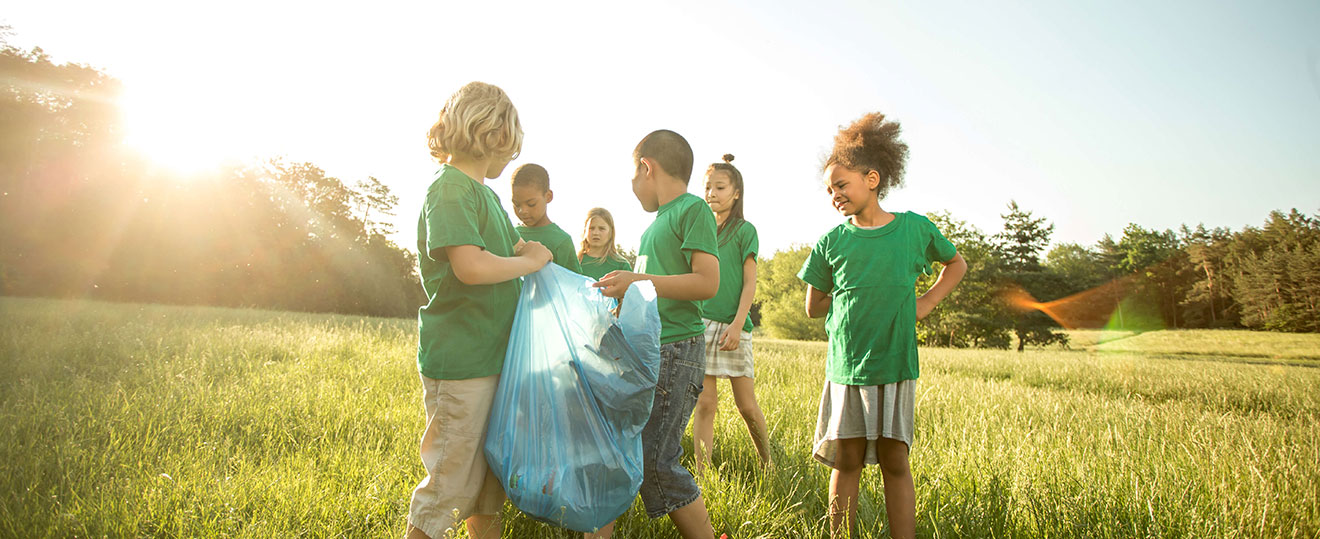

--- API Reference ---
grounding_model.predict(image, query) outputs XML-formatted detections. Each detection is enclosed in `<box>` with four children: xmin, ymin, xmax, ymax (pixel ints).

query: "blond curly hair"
<box><xmin>427</xmin><ymin>82</ymin><xmax>524</xmax><ymax>163</ymax></box>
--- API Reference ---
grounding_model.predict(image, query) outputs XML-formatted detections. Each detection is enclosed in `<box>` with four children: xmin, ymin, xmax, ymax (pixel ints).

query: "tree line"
<box><xmin>5</xmin><ymin>37</ymin><xmax>1316</xmax><ymax>334</ymax></box>
<box><xmin>1</xmin><ymin>37</ymin><xmax>425</xmax><ymax>317</ymax></box>
<box><xmin>756</xmin><ymin>203</ymin><xmax>1320</xmax><ymax>347</ymax></box>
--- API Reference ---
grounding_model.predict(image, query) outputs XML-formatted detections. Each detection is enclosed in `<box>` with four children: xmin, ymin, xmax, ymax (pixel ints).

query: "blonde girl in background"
<box><xmin>577</xmin><ymin>207</ymin><xmax>633</xmax><ymax>281</ymax></box>
<box><xmin>691</xmin><ymin>154</ymin><xmax>772</xmax><ymax>473</ymax></box>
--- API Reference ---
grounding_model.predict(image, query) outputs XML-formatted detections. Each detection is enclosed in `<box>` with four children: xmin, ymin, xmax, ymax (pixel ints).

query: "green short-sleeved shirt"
<box><xmin>701</xmin><ymin>220</ymin><xmax>759</xmax><ymax>333</ymax></box>
<box><xmin>579</xmin><ymin>254</ymin><xmax>633</xmax><ymax>281</ymax></box>
<box><xmin>797</xmin><ymin>212</ymin><xmax>957</xmax><ymax>386</ymax></box>
<box><xmin>636</xmin><ymin>193</ymin><xmax>720</xmax><ymax>344</ymax></box>
<box><xmin>516</xmin><ymin>223</ymin><xmax>582</xmax><ymax>274</ymax></box>
<box><xmin>416</xmin><ymin>164</ymin><xmax>522</xmax><ymax>380</ymax></box>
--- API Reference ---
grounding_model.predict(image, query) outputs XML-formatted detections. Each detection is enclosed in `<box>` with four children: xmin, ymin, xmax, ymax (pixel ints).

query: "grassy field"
<box><xmin>2</xmin><ymin>297</ymin><xmax>1317</xmax><ymax>538</ymax></box>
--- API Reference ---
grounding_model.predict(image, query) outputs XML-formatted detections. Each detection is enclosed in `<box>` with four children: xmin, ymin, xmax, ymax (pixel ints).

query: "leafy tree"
<box><xmin>1044</xmin><ymin>243</ymin><xmax>1109</xmax><ymax>295</ymax></box>
<box><xmin>0</xmin><ymin>39</ymin><xmax>425</xmax><ymax>318</ymax></box>
<box><xmin>916</xmin><ymin>212</ymin><xmax>1011</xmax><ymax>348</ymax></box>
<box><xmin>1112</xmin><ymin>224</ymin><xmax>1187</xmax><ymax>329</ymax></box>
<box><xmin>355</xmin><ymin>176</ymin><xmax>400</xmax><ymax>237</ymax></box>
<box><xmin>755</xmin><ymin>245</ymin><xmax>826</xmax><ymax>341</ymax></box>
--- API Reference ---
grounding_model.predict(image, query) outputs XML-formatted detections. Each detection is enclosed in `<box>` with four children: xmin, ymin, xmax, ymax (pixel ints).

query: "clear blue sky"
<box><xmin>5</xmin><ymin>0</ymin><xmax>1319</xmax><ymax>254</ymax></box>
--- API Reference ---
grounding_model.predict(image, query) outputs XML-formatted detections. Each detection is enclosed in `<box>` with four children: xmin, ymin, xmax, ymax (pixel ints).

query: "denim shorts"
<box><xmin>639</xmin><ymin>334</ymin><xmax>707</xmax><ymax>518</ymax></box>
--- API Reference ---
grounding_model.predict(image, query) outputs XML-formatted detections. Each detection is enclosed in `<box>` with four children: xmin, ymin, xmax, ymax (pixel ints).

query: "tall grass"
<box><xmin>2</xmin><ymin>298</ymin><xmax>1316</xmax><ymax>538</ymax></box>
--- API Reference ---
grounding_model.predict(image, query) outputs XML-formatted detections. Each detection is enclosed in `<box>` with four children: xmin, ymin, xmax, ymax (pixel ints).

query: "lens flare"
<box><xmin>998</xmin><ymin>276</ymin><xmax>1139</xmax><ymax>330</ymax></box>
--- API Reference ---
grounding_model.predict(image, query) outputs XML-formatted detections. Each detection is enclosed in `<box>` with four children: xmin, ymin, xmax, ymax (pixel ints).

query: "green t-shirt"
<box><xmin>416</xmin><ymin>164</ymin><xmax>523</xmax><ymax>380</ymax></box>
<box><xmin>797</xmin><ymin>212</ymin><xmax>957</xmax><ymax>386</ymax></box>
<box><xmin>516</xmin><ymin>222</ymin><xmax>582</xmax><ymax>274</ymax></box>
<box><xmin>636</xmin><ymin>192</ymin><xmax>719</xmax><ymax>344</ymax></box>
<box><xmin>579</xmin><ymin>253</ymin><xmax>633</xmax><ymax>281</ymax></box>
<box><xmin>701</xmin><ymin>219</ymin><xmax>759</xmax><ymax>333</ymax></box>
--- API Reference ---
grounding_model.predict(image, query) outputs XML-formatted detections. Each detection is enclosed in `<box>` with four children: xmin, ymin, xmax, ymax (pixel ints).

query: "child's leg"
<box><xmin>583</xmin><ymin>520</ymin><xmax>615</xmax><ymax>539</ymax></box>
<box><xmin>728</xmin><ymin>376</ymin><xmax>771</xmax><ymax>466</ymax></box>
<box><xmin>692</xmin><ymin>375</ymin><xmax>720</xmax><ymax>473</ymax></box>
<box><xmin>668</xmin><ymin>495</ymin><xmax>715</xmax><ymax>539</ymax></box>
<box><xmin>876</xmin><ymin>438</ymin><xmax>915</xmax><ymax>539</ymax></box>
<box><xmin>638</xmin><ymin>336</ymin><xmax>714</xmax><ymax>539</ymax></box>
<box><xmin>460</xmin><ymin>515</ymin><xmax>500</xmax><ymax>539</ymax></box>
<box><xmin>828</xmin><ymin>437</ymin><xmax>868</xmax><ymax>538</ymax></box>
<box><xmin>585</xmin><ymin>500</ymin><xmax>713</xmax><ymax>539</ymax></box>
<box><xmin>406</xmin><ymin>374</ymin><xmax>504</xmax><ymax>539</ymax></box>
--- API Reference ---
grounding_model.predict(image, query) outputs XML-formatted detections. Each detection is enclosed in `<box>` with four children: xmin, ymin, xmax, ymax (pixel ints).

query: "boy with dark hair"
<box><xmin>511</xmin><ymin>163</ymin><xmax>583</xmax><ymax>274</ymax></box>
<box><xmin>591</xmin><ymin>129</ymin><xmax>719</xmax><ymax>539</ymax></box>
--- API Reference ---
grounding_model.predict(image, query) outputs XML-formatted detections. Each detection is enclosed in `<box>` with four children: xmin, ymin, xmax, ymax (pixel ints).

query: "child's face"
<box><xmin>585</xmin><ymin>217</ymin><xmax>611</xmax><ymax>249</ymax></box>
<box><xmin>704</xmin><ymin>171</ymin><xmax>739</xmax><ymax>215</ymax></box>
<box><xmin>511</xmin><ymin>186</ymin><xmax>552</xmax><ymax>227</ymax></box>
<box><xmin>631</xmin><ymin>160</ymin><xmax>659</xmax><ymax>212</ymax></box>
<box><xmin>824</xmin><ymin>164</ymin><xmax>879</xmax><ymax>217</ymax></box>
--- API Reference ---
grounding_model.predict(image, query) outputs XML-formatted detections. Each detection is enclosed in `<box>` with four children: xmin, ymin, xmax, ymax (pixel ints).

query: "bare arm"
<box><xmin>445</xmin><ymin>242</ymin><xmax>551</xmax><ymax>286</ymax></box>
<box><xmin>729</xmin><ymin>256</ymin><xmax>757</xmax><ymax>331</ymax></box>
<box><xmin>916</xmin><ymin>253</ymin><xmax>967</xmax><ymax>320</ymax></box>
<box><xmin>805</xmin><ymin>284</ymin><xmax>831</xmax><ymax>318</ymax></box>
<box><xmin>594</xmin><ymin>251</ymin><xmax>720</xmax><ymax>300</ymax></box>
<box><xmin>717</xmin><ymin>256</ymin><xmax>758</xmax><ymax>351</ymax></box>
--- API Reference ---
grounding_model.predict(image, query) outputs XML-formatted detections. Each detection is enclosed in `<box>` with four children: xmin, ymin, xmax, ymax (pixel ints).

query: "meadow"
<box><xmin>1</xmin><ymin>297</ymin><xmax>1317</xmax><ymax>538</ymax></box>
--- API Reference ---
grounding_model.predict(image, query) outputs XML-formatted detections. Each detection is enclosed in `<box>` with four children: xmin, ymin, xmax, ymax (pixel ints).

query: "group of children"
<box><xmin>407</xmin><ymin>81</ymin><xmax>966</xmax><ymax>539</ymax></box>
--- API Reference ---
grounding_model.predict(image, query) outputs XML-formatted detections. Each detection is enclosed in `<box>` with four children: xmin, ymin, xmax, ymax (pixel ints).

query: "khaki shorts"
<box><xmin>408</xmin><ymin>374</ymin><xmax>506</xmax><ymax>538</ymax></box>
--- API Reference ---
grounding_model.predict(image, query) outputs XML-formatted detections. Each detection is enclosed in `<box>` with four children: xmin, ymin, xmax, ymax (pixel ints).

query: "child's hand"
<box><xmin>718</xmin><ymin>325</ymin><xmax>741</xmax><ymax>351</ymax></box>
<box><xmin>916</xmin><ymin>294</ymin><xmax>937</xmax><ymax>321</ymax></box>
<box><xmin>593</xmin><ymin>270</ymin><xmax>642</xmax><ymax>299</ymax></box>
<box><xmin>517</xmin><ymin>240</ymin><xmax>553</xmax><ymax>267</ymax></box>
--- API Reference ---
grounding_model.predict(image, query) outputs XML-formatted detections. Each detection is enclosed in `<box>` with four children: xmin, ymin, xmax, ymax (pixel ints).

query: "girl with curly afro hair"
<box><xmin>798</xmin><ymin>112</ymin><xmax>969</xmax><ymax>539</ymax></box>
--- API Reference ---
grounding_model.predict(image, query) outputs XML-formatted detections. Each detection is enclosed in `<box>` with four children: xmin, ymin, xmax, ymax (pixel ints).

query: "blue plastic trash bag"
<box><xmin>484</xmin><ymin>263</ymin><xmax>661</xmax><ymax>533</ymax></box>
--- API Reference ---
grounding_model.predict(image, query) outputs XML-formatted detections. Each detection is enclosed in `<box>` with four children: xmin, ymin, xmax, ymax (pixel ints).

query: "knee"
<box><xmin>833</xmin><ymin>442</ymin><xmax>867</xmax><ymax>474</ymax></box>
<box><xmin>833</xmin><ymin>457</ymin><xmax>864</xmax><ymax>475</ymax></box>
<box><xmin>694</xmin><ymin>391</ymin><xmax>718</xmax><ymax>416</ymax></box>
<box><xmin>877</xmin><ymin>446</ymin><xmax>910</xmax><ymax>477</ymax></box>
<box><xmin>736</xmin><ymin>402</ymin><xmax>762</xmax><ymax>422</ymax></box>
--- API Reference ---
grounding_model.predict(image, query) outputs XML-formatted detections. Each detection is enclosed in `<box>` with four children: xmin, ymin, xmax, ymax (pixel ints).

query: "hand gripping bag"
<box><xmin>484</xmin><ymin>263</ymin><xmax>661</xmax><ymax>533</ymax></box>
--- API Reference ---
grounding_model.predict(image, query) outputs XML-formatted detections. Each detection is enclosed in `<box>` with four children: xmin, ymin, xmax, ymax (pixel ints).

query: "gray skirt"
<box><xmin>812</xmin><ymin>379</ymin><xmax>916</xmax><ymax>467</ymax></box>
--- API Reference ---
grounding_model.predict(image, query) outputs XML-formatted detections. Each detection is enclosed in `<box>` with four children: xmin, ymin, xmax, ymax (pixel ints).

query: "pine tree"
<box><xmin>994</xmin><ymin>202</ymin><xmax>1068</xmax><ymax>351</ymax></box>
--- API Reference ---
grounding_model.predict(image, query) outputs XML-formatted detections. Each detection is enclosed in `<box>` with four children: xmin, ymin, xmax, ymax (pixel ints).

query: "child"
<box><xmin>797</xmin><ymin>113</ymin><xmax>967</xmax><ymax>539</ymax></box>
<box><xmin>691</xmin><ymin>154</ymin><xmax>772</xmax><ymax>473</ymax></box>
<box><xmin>511</xmin><ymin>163</ymin><xmax>583</xmax><ymax>274</ymax></box>
<box><xmin>407</xmin><ymin>81</ymin><xmax>552</xmax><ymax>539</ymax></box>
<box><xmin>577</xmin><ymin>207</ymin><xmax>633</xmax><ymax>281</ymax></box>
<box><xmin>590</xmin><ymin>130</ymin><xmax>720</xmax><ymax>539</ymax></box>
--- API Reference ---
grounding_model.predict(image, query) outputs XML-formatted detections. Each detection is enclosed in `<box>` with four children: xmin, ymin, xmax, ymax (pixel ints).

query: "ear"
<box><xmin>639</xmin><ymin>157</ymin><xmax>656</xmax><ymax>180</ymax></box>
<box><xmin>865</xmin><ymin>170</ymin><xmax>882</xmax><ymax>191</ymax></box>
<box><xmin>544</xmin><ymin>189</ymin><xmax>554</xmax><ymax>203</ymax></box>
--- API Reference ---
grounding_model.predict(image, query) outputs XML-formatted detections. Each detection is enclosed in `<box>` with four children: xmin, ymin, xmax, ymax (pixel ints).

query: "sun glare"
<box><xmin>121</xmin><ymin>86</ymin><xmax>245</xmax><ymax>177</ymax></box>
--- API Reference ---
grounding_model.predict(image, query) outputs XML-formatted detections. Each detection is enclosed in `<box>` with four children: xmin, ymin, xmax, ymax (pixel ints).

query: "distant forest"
<box><xmin>3</xmin><ymin>39</ymin><xmax>1316</xmax><ymax>337</ymax></box>
<box><xmin>1</xmin><ymin>38</ymin><xmax>424</xmax><ymax>318</ymax></box>
<box><xmin>756</xmin><ymin>203</ymin><xmax>1320</xmax><ymax>347</ymax></box>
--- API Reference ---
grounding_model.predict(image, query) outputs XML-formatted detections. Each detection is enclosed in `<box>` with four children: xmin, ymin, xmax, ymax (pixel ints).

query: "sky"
<box><xmin>5</xmin><ymin>0</ymin><xmax>1319</xmax><ymax>256</ymax></box>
